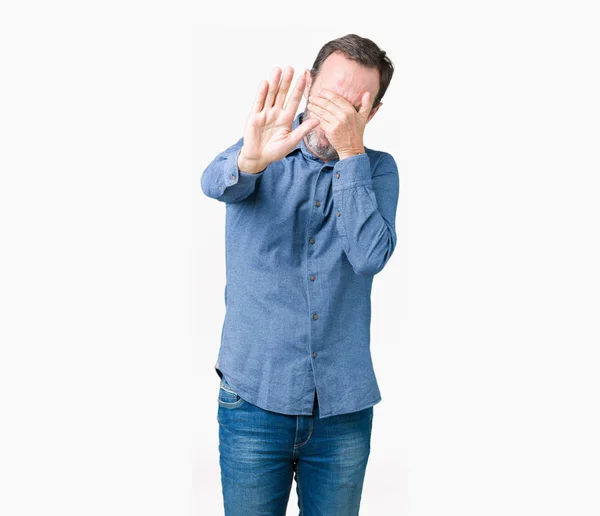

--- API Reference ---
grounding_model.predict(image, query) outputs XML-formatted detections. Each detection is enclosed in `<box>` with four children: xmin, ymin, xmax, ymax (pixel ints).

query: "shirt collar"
<box><xmin>287</xmin><ymin>112</ymin><xmax>339</xmax><ymax>164</ymax></box>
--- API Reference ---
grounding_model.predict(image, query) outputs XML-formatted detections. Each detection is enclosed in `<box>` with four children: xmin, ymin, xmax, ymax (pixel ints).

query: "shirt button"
<box><xmin>315</xmin><ymin>200</ymin><xmax>321</xmax><ymax>207</ymax></box>
<box><xmin>232</xmin><ymin>174</ymin><xmax>236</xmax><ymax>180</ymax></box>
<box><xmin>312</xmin><ymin>352</ymin><xmax>317</xmax><ymax>358</ymax></box>
<box><xmin>335</xmin><ymin>173</ymin><xmax>340</xmax><ymax>179</ymax></box>
<box><xmin>309</xmin><ymin>237</ymin><xmax>315</xmax><ymax>244</ymax></box>
<box><xmin>337</xmin><ymin>211</ymin><xmax>341</xmax><ymax>216</ymax></box>
<box><xmin>313</xmin><ymin>313</ymin><xmax>319</xmax><ymax>320</ymax></box>
<box><xmin>310</xmin><ymin>275</ymin><xmax>316</xmax><ymax>281</ymax></box>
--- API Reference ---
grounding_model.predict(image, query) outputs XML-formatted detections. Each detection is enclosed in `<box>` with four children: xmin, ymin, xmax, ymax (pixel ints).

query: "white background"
<box><xmin>1</xmin><ymin>1</ymin><xmax>599</xmax><ymax>515</ymax></box>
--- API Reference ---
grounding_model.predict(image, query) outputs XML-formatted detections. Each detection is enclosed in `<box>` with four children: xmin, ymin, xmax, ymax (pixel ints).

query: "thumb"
<box><xmin>289</xmin><ymin>117</ymin><xmax>320</xmax><ymax>146</ymax></box>
<box><xmin>359</xmin><ymin>91</ymin><xmax>371</xmax><ymax>118</ymax></box>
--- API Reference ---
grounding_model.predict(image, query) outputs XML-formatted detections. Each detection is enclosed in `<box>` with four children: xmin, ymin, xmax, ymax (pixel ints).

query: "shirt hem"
<box><xmin>215</xmin><ymin>364</ymin><xmax>317</xmax><ymax>417</ymax></box>
<box><xmin>318</xmin><ymin>396</ymin><xmax>382</xmax><ymax>419</ymax></box>
<box><xmin>215</xmin><ymin>362</ymin><xmax>382</xmax><ymax>419</ymax></box>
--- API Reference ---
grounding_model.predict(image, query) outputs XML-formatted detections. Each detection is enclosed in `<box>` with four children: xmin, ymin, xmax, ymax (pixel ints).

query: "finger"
<box><xmin>283</xmin><ymin>72</ymin><xmax>306</xmax><ymax>114</ymax></box>
<box><xmin>309</xmin><ymin>111</ymin><xmax>332</xmax><ymax>131</ymax></box>
<box><xmin>289</xmin><ymin>118</ymin><xmax>320</xmax><ymax>147</ymax></box>
<box><xmin>316</xmin><ymin>88</ymin><xmax>353</xmax><ymax>112</ymax></box>
<box><xmin>306</xmin><ymin>102</ymin><xmax>336</xmax><ymax>124</ymax></box>
<box><xmin>251</xmin><ymin>80</ymin><xmax>268</xmax><ymax>114</ymax></box>
<box><xmin>309</xmin><ymin>94</ymin><xmax>346</xmax><ymax>119</ymax></box>
<box><xmin>274</xmin><ymin>66</ymin><xmax>294</xmax><ymax>109</ymax></box>
<box><xmin>264</xmin><ymin>66</ymin><xmax>282</xmax><ymax>110</ymax></box>
<box><xmin>359</xmin><ymin>91</ymin><xmax>372</xmax><ymax>117</ymax></box>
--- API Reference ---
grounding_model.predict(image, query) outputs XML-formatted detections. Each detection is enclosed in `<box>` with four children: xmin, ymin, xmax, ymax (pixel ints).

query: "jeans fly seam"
<box><xmin>293</xmin><ymin>415</ymin><xmax>300</xmax><ymax>450</ymax></box>
<box><xmin>293</xmin><ymin>417</ymin><xmax>313</xmax><ymax>449</ymax></box>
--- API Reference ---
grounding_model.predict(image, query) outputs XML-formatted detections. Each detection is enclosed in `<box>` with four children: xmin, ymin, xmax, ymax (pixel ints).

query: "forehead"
<box><xmin>313</xmin><ymin>51</ymin><xmax>380</xmax><ymax>107</ymax></box>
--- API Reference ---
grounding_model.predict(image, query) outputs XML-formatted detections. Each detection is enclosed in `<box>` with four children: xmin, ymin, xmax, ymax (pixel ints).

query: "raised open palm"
<box><xmin>239</xmin><ymin>66</ymin><xmax>320</xmax><ymax>172</ymax></box>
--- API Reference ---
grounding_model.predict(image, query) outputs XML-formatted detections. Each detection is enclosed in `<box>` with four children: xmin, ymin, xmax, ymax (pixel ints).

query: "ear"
<box><xmin>302</xmin><ymin>69</ymin><xmax>313</xmax><ymax>101</ymax></box>
<box><xmin>366</xmin><ymin>102</ymin><xmax>382</xmax><ymax>124</ymax></box>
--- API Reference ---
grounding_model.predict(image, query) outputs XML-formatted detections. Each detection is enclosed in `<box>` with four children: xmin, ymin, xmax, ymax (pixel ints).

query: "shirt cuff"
<box><xmin>332</xmin><ymin>153</ymin><xmax>372</xmax><ymax>190</ymax></box>
<box><xmin>218</xmin><ymin>148</ymin><xmax>265</xmax><ymax>192</ymax></box>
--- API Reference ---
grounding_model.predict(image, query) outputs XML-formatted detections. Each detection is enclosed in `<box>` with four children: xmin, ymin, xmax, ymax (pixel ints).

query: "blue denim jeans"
<box><xmin>217</xmin><ymin>375</ymin><xmax>374</xmax><ymax>515</ymax></box>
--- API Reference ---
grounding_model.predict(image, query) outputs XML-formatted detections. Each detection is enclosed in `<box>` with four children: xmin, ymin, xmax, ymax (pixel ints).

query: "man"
<box><xmin>201</xmin><ymin>33</ymin><xmax>399</xmax><ymax>515</ymax></box>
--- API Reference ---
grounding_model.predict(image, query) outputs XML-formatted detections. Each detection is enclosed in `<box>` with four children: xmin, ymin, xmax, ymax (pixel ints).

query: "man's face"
<box><xmin>303</xmin><ymin>52</ymin><xmax>382</xmax><ymax>160</ymax></box>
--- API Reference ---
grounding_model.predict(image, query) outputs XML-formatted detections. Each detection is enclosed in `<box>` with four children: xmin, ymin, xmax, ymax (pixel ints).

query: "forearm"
<box><xmin>332</xmin><ymin>152</ymin><xmax>400</xmax><ymax>276</ymax></box>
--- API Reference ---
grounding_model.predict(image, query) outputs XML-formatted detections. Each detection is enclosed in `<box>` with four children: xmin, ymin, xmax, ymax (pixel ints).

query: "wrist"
<box><xmin>338</xmin><ymin>147</ymin><xmax>366</xmax><ymax>160</ymax></box>
<box><xmin>238</xmin><ymin>149</ymin><xmax>267</xmax><ymax>174</ymax></box>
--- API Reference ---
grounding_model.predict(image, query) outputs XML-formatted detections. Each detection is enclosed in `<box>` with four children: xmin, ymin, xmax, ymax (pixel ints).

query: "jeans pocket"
<box><xmin>218</xmin><ymin>378</ymin><xmax>246</xmax><ymax>409</ymax></box>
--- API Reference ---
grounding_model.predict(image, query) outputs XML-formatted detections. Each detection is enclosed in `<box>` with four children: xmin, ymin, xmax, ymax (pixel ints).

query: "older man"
<box><xmin>201</xmin><ymin>33</ymin><xmax>399</xmax><ymax>516</ymax></box>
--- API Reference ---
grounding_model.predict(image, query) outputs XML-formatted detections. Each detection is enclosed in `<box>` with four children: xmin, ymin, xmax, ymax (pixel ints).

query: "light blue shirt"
<box><xmin>201</xmin><ymin>111</ymin><xmax>400</xmax><ymax>418</ymax></box>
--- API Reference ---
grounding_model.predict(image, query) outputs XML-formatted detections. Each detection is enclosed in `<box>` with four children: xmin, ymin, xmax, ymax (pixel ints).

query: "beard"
<box><xmin>302</xmin><ymin>108</ymin><xmax>339</xmax><ymax>161</ymax></box>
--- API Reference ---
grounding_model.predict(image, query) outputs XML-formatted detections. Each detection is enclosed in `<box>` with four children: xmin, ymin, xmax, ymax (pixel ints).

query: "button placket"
<box><xmin>305</xmin><ymin>165</ymin><xmax>332</xmax><ymax>412</ymax></box>
<box><xmin>307</xmin><ymin>213</ymin><xmax>320</xmax><ymax>383</ymax></box>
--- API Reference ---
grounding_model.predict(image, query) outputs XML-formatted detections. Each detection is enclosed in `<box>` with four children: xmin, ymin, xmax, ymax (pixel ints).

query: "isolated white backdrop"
<box><xmin>1</xmin><ymin>2</ymin><xmax>598</xmax><ymax>516</ymax></box>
